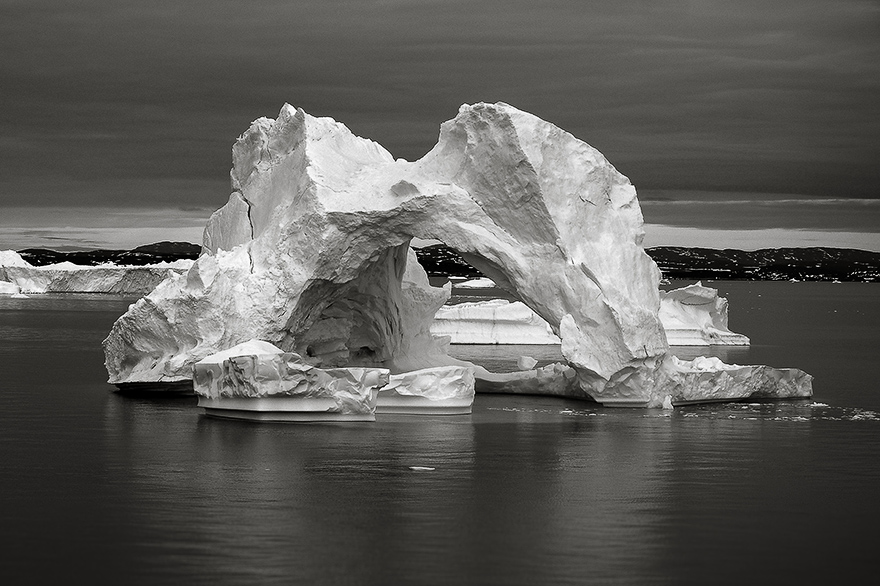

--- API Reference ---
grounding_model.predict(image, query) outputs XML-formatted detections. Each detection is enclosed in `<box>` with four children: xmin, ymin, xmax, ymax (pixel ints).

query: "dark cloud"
<box><xmin>1</xmin><ymin>0</ymin><xmax>878</xmax><ymax>209</ymax></box>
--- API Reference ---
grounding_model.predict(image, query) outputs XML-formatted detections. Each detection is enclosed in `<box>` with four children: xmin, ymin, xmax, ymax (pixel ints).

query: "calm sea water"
<box><xmin>1</xmin><ymin>282</ymin><xmax>878</xmax><ymax>585</ymax></box>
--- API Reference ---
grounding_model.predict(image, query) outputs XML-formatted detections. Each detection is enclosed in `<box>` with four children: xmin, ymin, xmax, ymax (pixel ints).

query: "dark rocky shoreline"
<box><xmin>14</xmin><ymin>241</ymin><xmax>880</xmax><ymax>282</ymax></box>
<box><xmin>646</xmin><ymin>246</ymin><xmax>880</xmax><ymax>282</ymax></box>
<box><xmin>414</xmin><ymin>244</ymin><xmax>880</xmax><ymax>282</ymax></box>
<box><xmin>17</xmin><ymin>241</ymin><xmax>202</xmax><ymax>267</ymax></box>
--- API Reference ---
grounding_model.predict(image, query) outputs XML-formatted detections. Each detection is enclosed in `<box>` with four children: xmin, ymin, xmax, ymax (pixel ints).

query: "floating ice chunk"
<box><xmin>455</xmin><ymin>277</ymin><xmax>497</xmax><ymax>289</ymax></box>
<box><xmin>377</xmin><ymin>365</ymin><xmax>475</xmax><ymax>414</ymax></box>
<box><xmin>193</xmin><ymin>340</ymin><xmax>389</xmax><ymax>421</ymax></box>
<box><xmin>517</xmin><ymin>355</ymin><xmax>538</xmax><ymax>370</ymax></box>
<box><xmin>659</xmin><ymin>282</ymin><xmax>750</xmax><ymax>346</ymax></box>
<box><xmin>637</xmin><ymin>355</ymin><xmax>812</xmax><ymax>407</ymax></box>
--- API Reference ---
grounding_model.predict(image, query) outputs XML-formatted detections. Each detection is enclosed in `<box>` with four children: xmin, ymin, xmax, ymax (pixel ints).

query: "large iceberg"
<box><xmin>0</xmin><ymin>250</ymin><xmax>193</xmax><ymax>295</ymax></box>
<box><xmin>432</xmin><ymin>282</ymin><xmax>749</xmax><ymax>346</ymax></box>
<box><xmin>103</xmin><ymin>102</ymin><xmax>810</xmax><ymax>407</ymax></box>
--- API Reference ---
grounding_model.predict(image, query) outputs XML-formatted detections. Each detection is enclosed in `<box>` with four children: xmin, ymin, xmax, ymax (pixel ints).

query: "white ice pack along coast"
<box><xmin>0</xmin><ymin>250</ymin><xmax>193</xmax><ymax>295</ymax></box>
<box><xmin>103</xmin><ymin>102</ymin><xmax>811</xmax><ymax>407</ymax></box>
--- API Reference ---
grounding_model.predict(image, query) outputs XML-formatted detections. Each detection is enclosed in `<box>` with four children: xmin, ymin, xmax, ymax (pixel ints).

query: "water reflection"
<box><xmin>100</xmin><ymin>390</ymin><xmax>688</xmax><ymax>583</ymax></box>
<box><xmin>2</xmin><ymin>283</ymin><xmax>878</xmax><ymax>584</ymax></box>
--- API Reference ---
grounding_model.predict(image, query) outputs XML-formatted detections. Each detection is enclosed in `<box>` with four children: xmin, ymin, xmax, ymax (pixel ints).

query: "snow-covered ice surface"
<box><xmin>103</xmin><ymin>102</ymin><xmax>810</xmax><ymax>407</ymax></box>
<box><xmin>0</xmin><ymin>250</ymin><xmax>193</xmax><ymax>295</ymax></box>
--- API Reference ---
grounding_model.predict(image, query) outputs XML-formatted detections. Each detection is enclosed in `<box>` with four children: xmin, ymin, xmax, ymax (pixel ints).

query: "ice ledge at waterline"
<box><xmin>433</xmin><ymin>281</ymin><xmax>750</xmax><ymax>346</ymax></box>
<box><xmin>0</xmin><ymin>250</ymin><xmax>193</xmax><ymax>295</ymax></box>
<box><xmin>103</xmin><ymin>101</ymin><xmax>811</xmax><ymax>407</ymax></box>
<box><xmin>193</xmin><ymin>340</ymin><xmax>475</xmax><ymax>420</ymax></box>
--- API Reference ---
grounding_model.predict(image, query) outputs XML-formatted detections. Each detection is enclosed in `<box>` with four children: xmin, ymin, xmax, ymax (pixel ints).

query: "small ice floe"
<box><xmin>517</xmin><ymin>355</ymin><xmax>538</xmax><ymax>370</ymax></box>
<box><xmin>409</xmin><ymin>466</ymin><xmax>436</xmax><ymax>471</ymax></box>
<box><xmin>455</xmin><ymin>277</ymin><xmax>496</xmax><ymax>289</ymax></box>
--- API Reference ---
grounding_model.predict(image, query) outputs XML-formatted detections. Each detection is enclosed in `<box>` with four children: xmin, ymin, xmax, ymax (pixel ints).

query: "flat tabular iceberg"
<box><xmin>103</xmin><ymin>102</ymin><xmax>810</xmax><ymax>407</ymax></box>
<box><xmin>432</xmin><ymin>282</ymin><xmax>749</xmax><ymax>346</ymax></box>
<box><xmin>0</xmin><ymin>250</ymin><xmax>193</xmax><ymax>295</ymax></box>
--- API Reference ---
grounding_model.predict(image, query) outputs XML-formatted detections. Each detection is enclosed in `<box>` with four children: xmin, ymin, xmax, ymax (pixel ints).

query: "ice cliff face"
<box><xmin>0</xmin><ymin>251</ymin><xmax>193</xmax><ymax>295</ymax></box>
<box><xmin>103</xmin><ymin>102</ymin><xmax>810</xmax><ymax>406</ymax></box>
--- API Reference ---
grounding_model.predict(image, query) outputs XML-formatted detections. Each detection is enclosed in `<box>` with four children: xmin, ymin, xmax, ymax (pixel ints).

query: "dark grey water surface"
<box><xmin>1</xmin><ymin>283</ymin><xmax>878</xmax><ymax>585</ymax></box>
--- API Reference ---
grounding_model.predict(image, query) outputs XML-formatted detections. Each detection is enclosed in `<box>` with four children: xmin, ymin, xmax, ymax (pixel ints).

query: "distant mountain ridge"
<box><xmin>17</xmin><ymin>241</ymin><xmax>202</xmax><ymax>267</ymax></box>
<box><xmin>14</xmin><ymin>242</ymin><xmax>880</xmax><ymax>281</ymax></box>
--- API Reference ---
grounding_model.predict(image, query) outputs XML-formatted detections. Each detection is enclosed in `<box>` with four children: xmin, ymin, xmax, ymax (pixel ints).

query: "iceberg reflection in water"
<box><xmin>0</xmin><ymin>281</ymin><xmax>877</xmax><ymax>584</ymax></box>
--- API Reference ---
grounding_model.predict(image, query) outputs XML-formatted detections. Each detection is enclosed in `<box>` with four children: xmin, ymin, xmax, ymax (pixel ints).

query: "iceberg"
<box><xmin>193</xmin><ymin>339</ymin><xmax>388</xmax><ymax>421</ymax></box>
<box><xmin>104</xmin><ymin>102</ymin><xmax>810</xmax><ymax>407</ymax></box>
<box><xmin>432</xmin><ymin>300</ymin><xmax>561</xmax><ymax>345</ymax></box>
<box><xmin>658</xmin><ymin>282</ymin><xmax>749</xmax><ymax>345</ymax></box>
<box><xmin>455</xmin><ymin>277</ymin><xmax>498</xmax><ymax>289</ymax></box>
<box><xmin>0</xmin><ymin>250</ymin><xmax>193</xmax><ymax>295</ymax></box>
<box><xmin>432</xmin><ymin>282</ymin><xmax>749</xmax><ymax>346</ymax></box>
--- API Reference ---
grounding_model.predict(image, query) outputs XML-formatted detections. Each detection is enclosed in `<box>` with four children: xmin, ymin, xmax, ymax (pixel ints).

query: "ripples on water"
<box><xmin>0</xmin><ymin>284</ymin><xmax>878</xmax><ymax>585</ymax></box>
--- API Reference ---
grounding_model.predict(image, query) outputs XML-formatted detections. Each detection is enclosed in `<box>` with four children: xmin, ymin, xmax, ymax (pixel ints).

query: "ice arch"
<box><xmin>104</xmin><ymin>103</ymin><xmax>810</xmax><ymax>406</ymax></box>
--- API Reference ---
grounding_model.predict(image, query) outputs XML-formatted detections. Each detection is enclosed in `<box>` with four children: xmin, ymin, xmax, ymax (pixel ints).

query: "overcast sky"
<box><xmin>1</xmin><ymin>0</ymin><xmax>878</xmax><ymax>216</ymax></box>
